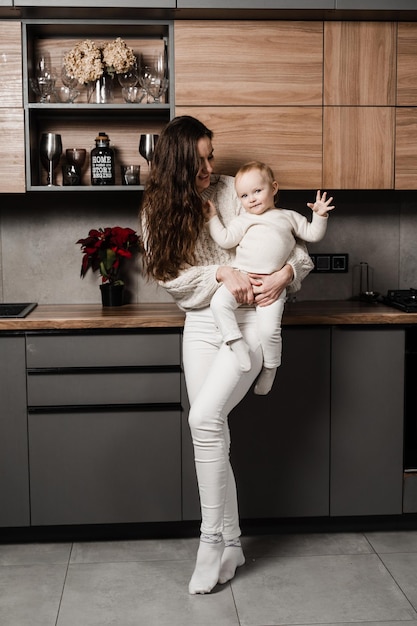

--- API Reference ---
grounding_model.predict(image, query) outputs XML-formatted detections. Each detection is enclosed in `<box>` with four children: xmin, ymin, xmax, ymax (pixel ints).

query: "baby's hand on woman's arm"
<box><xmin>203</xmin><ymin>199</ymin><xmax>217</xmax><ymax>221</ymax></box>
<box><xmin>307</xmin><ymin>190</ymin><xmax>335</xmax><ymax>216</ymax></box>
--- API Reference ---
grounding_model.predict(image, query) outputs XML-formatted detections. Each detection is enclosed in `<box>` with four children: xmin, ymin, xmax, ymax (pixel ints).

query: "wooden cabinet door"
<box><xmin>0</xmin><ymin>21</ymin><xmax>25</xmax><ymax>193</ymax></box>
<box><xmin>176</xmin><ymin>105</ymin><xmax>322</xmax><ymax>190</ymax></box>
<box><xmin>397</xmin><ymin>23</ymin><xmax>417</xmax><ymax>106</ymax></box>
<box><xmin>323</xmin><ymin>106</ymin><xmax>395</xmax><ymax>189</ymax></box>
<box><xmin>0</xmin><ymin>109</ymin><xmax>25</xmax><ymax>193</ymax></box>
<box><xmin>324</xmin><ymin>21</ymin><xmax>396</xmax><ymax>105</ymax></box>
<box><xmin>175</xmin><ymin>21</ymin><xmax>323</xmax><ymax>106</ymax></box>
<box><xmin>395</xmin><ymin>107</ymin><xmax>417</xmax><ymax>190</ymax></box>
<box><xmin>0</xmin><ymin>21</ymin><xmax>22</xmax><ymax>108</ymax></box>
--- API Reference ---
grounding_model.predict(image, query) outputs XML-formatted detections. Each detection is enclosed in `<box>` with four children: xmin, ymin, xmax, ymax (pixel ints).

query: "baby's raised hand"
<box><xmin>203</xmin><ymin>199</ymin><xmax>217</xmax><ymax>221</ymax></box>
<box><xmin>307</xmin><ymin>190</ymin><xmax>335</xmax><ymax>216</ymax></box>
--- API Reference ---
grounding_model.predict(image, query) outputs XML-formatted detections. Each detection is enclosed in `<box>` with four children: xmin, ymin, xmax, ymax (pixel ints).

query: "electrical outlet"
<box><xmin>309</xmin><ymin>253</ymin><xmax>349</xmax><ymax>273</ymax></box>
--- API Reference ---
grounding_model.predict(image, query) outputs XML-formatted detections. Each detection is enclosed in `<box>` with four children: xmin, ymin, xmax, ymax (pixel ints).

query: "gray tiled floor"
<box><xmin>1</xmin><ymin>530</ymin><xmax>417</xmax><ymax>626</ymax></box>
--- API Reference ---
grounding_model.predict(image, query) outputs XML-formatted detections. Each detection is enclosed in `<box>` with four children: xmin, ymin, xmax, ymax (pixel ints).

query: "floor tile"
<box><xmin>0</xmin><ymin>563</ymin><xmax>67</xmax><ymax>626</ymax></box>
<box><xmin>365</xmin><ymin>530</ymin><xmax>417</xmax><ymax>553</ymax></box>
<box><xmin>380</xmin><ymin>552</ymin><xmax>417</xmax><ymax>611</ymax></box>
<box><xmin>57</xmin><ymin>560</ymin><xmax>239</xmax><ymax>626</ymax></box>
<box><xmin>242</xmin><ymin>532</ymin><xmax>372</xmax><ymax>559</ymax></box>
<box><xmin>230</xmin><ymin>553</ymin><xmax>417</xmax><ymax>626</ymax></box>
<box><xmin>0</xmin><ymin>542</ymin><xmax>71</xmax><ymax>566</ymax></box>
<box><xmin>71</xmin><ymin>537</ymin><xmax>198</xmax><ymax>564</ymax></box>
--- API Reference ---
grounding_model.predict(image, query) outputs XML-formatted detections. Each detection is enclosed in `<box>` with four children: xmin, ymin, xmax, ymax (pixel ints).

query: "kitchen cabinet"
<box><xmin>396</xmin><ymin>24</ymin><xmax>417</xmax><ymax>190</ymax></box>
<box><xmin>323</xmin><ymin>21</ymin><xmax>396</xmax><ymax>190</ymax></box>
<box><xmin>323</xmin><ymin>106</ymin><xmax>395</xmax><ymax>189</ymax></box>
<box><xmin>0</xmin><ymin>336</ymin><xmax>30</xmax><ymax>527</ymax></box>
<box><xmin>397</xmin><ymin>23</ymin><xmax>417</xmax><ymax>106</ymax></box>
<box><xmin>330</xmin><ymin>328</ymin><xmax>405</xmax><ymax>516</ymax></box>
<box><xmin>0</xmin><ymin>21</ymin><xmax>25</xmax><ymax>193</ymax></box>
<box><xmin>395</xmin><ymin>107</ymin><xmax>417</xmax><ymax>190</ymax></box>
<box><xmin>174</xmin><ymin>21</ymin><xmax>323</xmax><ymax>190</ymax></box>
<box><xmin>26</xmin><ymin>331</ymin><xmax>183</xmax><ymax>525</ymax></box>
<box><xmin>324</xmin><ymin>21</ymin><xmax>396</xmax><ymax>106</ymax></box>
<box><xmin>176</xmin><ymin>106</ymin><xmax>322</xmax><ymax>190</ymax></box>
<box><xmin>230</xmin><ymin>328</ymin><xmax>331</xmax><ymax>519</ymax></box>
<box><xmin>23</xmin><ymin>20</ymin><xmax>174</xmax><ymax>191</ymax></box>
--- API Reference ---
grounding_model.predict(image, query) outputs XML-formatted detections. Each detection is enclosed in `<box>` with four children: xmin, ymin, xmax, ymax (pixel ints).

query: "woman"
<box><xmin>141</xmin><ymin>116</ymin><xmax>313</xmax><ymax>594</ymax></box>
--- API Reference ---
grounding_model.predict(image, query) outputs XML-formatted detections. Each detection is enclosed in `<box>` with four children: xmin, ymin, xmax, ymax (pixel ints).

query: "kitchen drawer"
<box><xmin>27</xmin><ymin>370</ymin><xmax>180</xmax><ymax>407</ymax></box>
<box><xmin>26</xmin><ymin>332</ymin><xmax>181</xmax><ymax>368</ymax></box>
<box><xmin>28</xmin><ymin>409</ymin><xmax>181</xmax><ymax>525</ymax></box>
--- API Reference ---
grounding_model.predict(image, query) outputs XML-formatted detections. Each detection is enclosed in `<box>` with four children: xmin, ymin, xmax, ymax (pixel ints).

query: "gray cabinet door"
<box><xmin>177</xmin><ymin>0</ymin><xmax>333</xmax><ymax>6</ymax></box>
<box><xmin>0</xmin><ymin>336</ymin><xmax>30</xmax><ymax>527</ymax></box>
<box><xmin>331</xmin><ymin>327</ymin><xmax>405</xmax><ymax>516</ymax></box>
<box><xmin>29</xmin><ymin>409</ymin><xmax>181</xmax><ymax>525</ymax></box>
<box><xmin>336</xmin><ymin>0</ymin><xmax>417</xmax><ymax>8</ymax></box>
<box><xmin>230</xmin><ymin>327</ymin><xmax>331</xmax><ymax>519</ymax></box>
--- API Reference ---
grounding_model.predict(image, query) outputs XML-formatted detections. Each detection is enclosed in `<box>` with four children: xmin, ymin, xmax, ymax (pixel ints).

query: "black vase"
<box><xmin>100</xmin><ymin>283</ymin><xmax>124</xmax><ymax>307</ymax></box>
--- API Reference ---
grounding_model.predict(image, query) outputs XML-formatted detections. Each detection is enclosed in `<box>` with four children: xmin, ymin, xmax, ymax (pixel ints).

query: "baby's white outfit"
<box><xmin>207</xmin><ymin>208</ymin><xmax>328</xmax><ymax>368</ymax></box>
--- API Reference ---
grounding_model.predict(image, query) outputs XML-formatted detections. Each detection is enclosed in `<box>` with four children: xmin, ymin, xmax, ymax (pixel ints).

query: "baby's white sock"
<box><xmin>229</xmin><ymin>338</ymin><xmax>251</xmax><ymax>371</ymax></box>
<box><xmin>254</xmin><ymin>366</ymin><xmax>277</xmax><ymax>395</ymax></box>
<box><xmin>188</xmin><ymin>533</ymin><xmax>223</xmax><ymax>595</ymax></box>
<box><xmin>218</xmin><ymin>537</ymin><xmax>245</xmax><ymax>584</ymax></box>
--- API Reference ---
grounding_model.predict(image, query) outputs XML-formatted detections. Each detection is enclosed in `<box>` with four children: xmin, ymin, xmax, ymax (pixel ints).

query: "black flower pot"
<box><xmin>100</xmin><ymin>283</ymin><xmax>124</xmax><ymax>307</ymax></box>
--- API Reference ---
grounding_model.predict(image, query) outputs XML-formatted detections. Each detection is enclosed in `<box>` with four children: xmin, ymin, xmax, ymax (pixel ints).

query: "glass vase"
<box><xmin>88</xmin><ymin>74</ymin><xmax>114</xmax><ymax>104</ymax></box>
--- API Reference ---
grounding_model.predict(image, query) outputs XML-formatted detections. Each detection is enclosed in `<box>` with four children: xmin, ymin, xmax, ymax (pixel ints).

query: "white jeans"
<box><xmin>210</xmin><ymin>284</ymin><xmax>286</xmax><ymax>368</ymax></box>
<box><xmin>183</xmin><ymin>306</ymin><xmax>263</xmax><ymax>540</ymax></box>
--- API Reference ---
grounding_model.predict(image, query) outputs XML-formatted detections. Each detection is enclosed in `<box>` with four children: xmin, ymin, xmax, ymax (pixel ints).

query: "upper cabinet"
<box><xmin>0</xmin><ymin>21</ymin><xmax>25</xmax><ymax>193</ymax></box>
<box><xmin>323</xmin><ymin>22</ymin><xmax>396</xmax><ymax>189</ymax></box>
<box><xmin>23</xmin><ymin>20</ymin><xmax>174</xmax><ymax>190</ymax></box>
<box><xmin>395</xmin><ymin>23</ymin><xmax>417</xmax><ymax>189</ymax></box>
<box><xmin>324</xmin><ymin>21</ymin><xmax>396</xmax><ymax>106</ymax></box>
<box><xmin>175</xmin><ymin>21</ymin><xmax>323</xmax><ymax>190</ymax></box>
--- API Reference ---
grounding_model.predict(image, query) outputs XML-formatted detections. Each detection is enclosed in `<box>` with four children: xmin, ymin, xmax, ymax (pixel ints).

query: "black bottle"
<box><xmin>91</xmin><ymin>132</ymin><xmax>115</xmax><ymax>185</ymax></box>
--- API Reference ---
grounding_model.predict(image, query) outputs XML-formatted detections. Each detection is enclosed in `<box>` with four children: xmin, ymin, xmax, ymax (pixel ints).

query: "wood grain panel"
<box><xmin>175</xmin><ymin>21</ymin><xmax>323</xmax><ymax>106</ymax></box>
<box><xmin>324</xmin><ymin>22</ymin><xmax>396</xmax><ymax>106</ymax></box>
<box><xmin>0</xmin><ymin>21</ymin><xmax>23</xmax><ymax>108</ymax></box>
<box><xmin>175</xmin><ymin>106</ymin><xmax>322</xmax><ymax>190</ymax></box>
<box><xmin>0</xmin><ymin>109</ymin><xmax>25</xmax><ymax>193</ymax></box>
<box><xmin>395</xmin><ymin>107</ymin><xmax>417</xmax><ymax>190</ymax></box>
<box><xmin>397</xmin><ymin>23</ymin><xmax>417</xmax><ymax>106</ymax></box>
<box><xmin>323</xmin><ymin>107</ymin><xmax>394</xmax><ymax>189</ymax></box>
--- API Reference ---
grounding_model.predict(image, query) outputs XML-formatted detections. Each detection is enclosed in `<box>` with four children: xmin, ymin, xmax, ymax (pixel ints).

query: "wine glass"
<box><xmin>146</xmin><ymin>76</ymin><xmax>169</xmax><ymax>103</ymax></box>
<box><xmin>139</xmin><ymin>134</ymin><xmax>158</xmax><ymax>170</ymax></box>
<box><xmin>31</xmin><ymin>54</ymin><xmax>56</xmax><ymax>103</ymax></box>
<box><xmin>39</xmin><ymin>133</ymin><xmax>62</xmax><ymax>186</ymax></box>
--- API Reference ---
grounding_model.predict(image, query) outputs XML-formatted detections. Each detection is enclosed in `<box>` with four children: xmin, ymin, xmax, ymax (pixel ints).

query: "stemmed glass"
<box><xmin>39</xmin><ymin>133</ymin><xmax>62</xmax><ymax>186</ymax></box>
<box><xmin>30</xmin><ymin>55</ymin><xmax>56</xmax><ymax>103</ymax></box>
<box><xmin>139</xmin><ymin>134</ymin><xmax>158</xmax><ymax>170</ymax></box>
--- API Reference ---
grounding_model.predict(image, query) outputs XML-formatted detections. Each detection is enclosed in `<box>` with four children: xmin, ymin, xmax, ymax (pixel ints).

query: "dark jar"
<box><xmin>91</xmin><ymin>132</ymin><xmax>115</xmax><ymax>185</ymax></box>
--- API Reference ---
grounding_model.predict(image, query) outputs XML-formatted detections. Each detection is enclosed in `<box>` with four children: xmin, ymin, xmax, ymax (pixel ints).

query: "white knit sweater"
<box><xmin>146</xmin><ymin>175</ymin><xmax>313</xmax><ymax>311</ymax></box>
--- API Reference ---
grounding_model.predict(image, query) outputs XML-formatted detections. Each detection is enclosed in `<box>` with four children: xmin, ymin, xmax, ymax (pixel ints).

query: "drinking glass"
<box><xmin>139</xmin><ymin>134</ymin><xmax>158</xmax><ymax>170</ymax></box>
<box><xmin>66</xmin><ymin>148</ymin><xmax>86</xmax><ymax>184</ymax></box>
<box><xmin>39</xmin><ymin>133</ymin><xmax>62</xmax><ymax>186</ymax></box>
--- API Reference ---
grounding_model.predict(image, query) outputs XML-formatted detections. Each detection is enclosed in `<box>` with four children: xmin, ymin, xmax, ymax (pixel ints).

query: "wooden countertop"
<box><xmin>0</xmin><ymin>300</ymin><xmax>416</xmax><ymax>331</ymax></box>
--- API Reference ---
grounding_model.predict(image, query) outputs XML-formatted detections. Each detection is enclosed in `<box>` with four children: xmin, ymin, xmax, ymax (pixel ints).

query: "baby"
<box><xmin>205</xmin><ymin>160</ymin><xmax>334</xmax><ymax>394</ymax></box>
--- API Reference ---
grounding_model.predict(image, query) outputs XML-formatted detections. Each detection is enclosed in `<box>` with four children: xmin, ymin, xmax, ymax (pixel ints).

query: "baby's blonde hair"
<box><xmin>235</xmin><ymin>160</ymin><xmax>276</xmax><ymax>187</ymax></box>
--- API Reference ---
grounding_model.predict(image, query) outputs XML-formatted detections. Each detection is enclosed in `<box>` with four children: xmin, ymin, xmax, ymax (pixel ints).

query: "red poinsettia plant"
<box><xmin>77</xmin><ymin>226</ymin><xmax>141</xmax><ymax>285</ymax></box>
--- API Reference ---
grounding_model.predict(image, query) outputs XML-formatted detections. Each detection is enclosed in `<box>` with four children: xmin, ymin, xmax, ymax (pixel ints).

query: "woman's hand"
<box><xmin>216</xmin><ymin>266</ymin><xmax>255</xmax><ymax>305</ymax></box>
<box><xmin>249</xmin><ymin>264</ymin><xmax>294</xmax><ymax>307</ymax></box>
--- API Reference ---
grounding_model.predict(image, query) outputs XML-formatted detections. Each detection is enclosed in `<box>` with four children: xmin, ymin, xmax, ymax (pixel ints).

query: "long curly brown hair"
<box><xmin>141</xmin><ymin>116</ymin><xmax>213</xmax><ymax>281</ymax></box>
